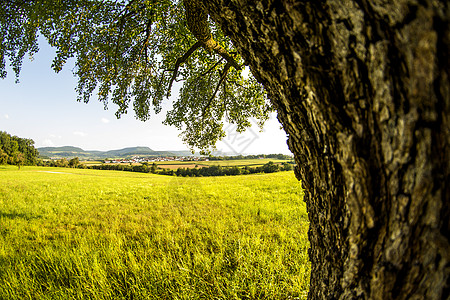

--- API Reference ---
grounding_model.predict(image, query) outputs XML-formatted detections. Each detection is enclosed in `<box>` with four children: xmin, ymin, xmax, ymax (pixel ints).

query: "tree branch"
<box><xmin>166</xmin><ymin>40</ymin><xmax>202</xmax><ymax>97</ymax></box>
<box><xmin>203</xmin><ymin>39</ymin><xmax>241</xmax><ymax>71</ymax></box>
<box><xmin>115</xmin><ymin>0</ymin><xmax>138</xmax><ymax>25</ymax></box>
<box><xmin>202</xmin><ymin>62</ymin><xmax>231</xmax><ymax>118</ymax></box>
<box><xmin>183</xmin><ymin>0</ymin><xmax>242</xmax><ymax>71</ymax></box>
<box><xmin>200</xmin><ymin>58</ymin><xmax>224</xmax><ymax>76</ymax></box>
<box><xmin>140</xmin><ymin>18</ymin><xmax>153</xmax><ymax>63</ymax></box>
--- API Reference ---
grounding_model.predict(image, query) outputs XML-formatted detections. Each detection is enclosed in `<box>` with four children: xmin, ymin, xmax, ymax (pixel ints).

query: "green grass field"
<box><xmin>154</xmin><ymin>158</ymin><xmax>293</xmax><ymax>169</ymax></box>
<box><xmin>0</xmin><ymin>166</ymin><xmax>309</xmax><ymax>299</ymax></box>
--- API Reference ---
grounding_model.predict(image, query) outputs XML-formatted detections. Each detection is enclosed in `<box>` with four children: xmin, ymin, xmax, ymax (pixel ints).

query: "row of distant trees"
<box><xmin>175</xmin><ymin>161</ymin><xmax>293</xmax><ymax>177</ymax></box>
<box><xmin>39</xmin><ymin>157</ymin><xmax>83</xmax><ymax>168</ymax></box>
<box><xmin>40</xmin><ymin>156</ymin><xmax>294</xmax><ymax>177</ymax></box>
<box><xmin>0</xmin><ymin>131</ymin><xmax>294</xmax><ymax>176</ymax></box>
<box><xmin>89</xmin><ymin>162</ymin><xmax>158</xmax><ymax>173</ymax></box>
<box><xmin>0</xmin><ymin>131</ymin><xmax>39</xmax><ymax>169</ymax></box>
<box><xmin>207</xmin><ymin>154</ymin><xmax>293</xmax><ymax>161</ymax></box>
<box><xmin>88</xmin><ymin>161</ymin><xmax>293</xmax><ymax>177</ymax></box>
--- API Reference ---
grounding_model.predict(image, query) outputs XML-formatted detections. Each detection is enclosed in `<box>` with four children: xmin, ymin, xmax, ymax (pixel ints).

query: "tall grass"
<box><xmin>0</xmin><ymin>166</ymin><xmax>309</xmax><ymax>299</ymax></box>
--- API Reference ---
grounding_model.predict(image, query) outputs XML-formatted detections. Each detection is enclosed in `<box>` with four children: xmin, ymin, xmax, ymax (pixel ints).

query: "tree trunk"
<box><xmin>203</xmin><ymin>0</ymin><xmax>449</xmax><ymax>298</ymax></box>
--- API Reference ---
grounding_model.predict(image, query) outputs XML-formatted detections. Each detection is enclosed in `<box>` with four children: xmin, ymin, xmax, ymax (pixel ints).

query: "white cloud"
<box><xmin>4</xmin><ymin>114</ymin><xmax>9</xmax><ymax>119</ymax></box>
<box><xmin>73</xmin><ymin>131</ymin><xmax>87</xmax><ymax>137</ymax></box>
<box><xmin>49</xmin><ymin>134</ymin><xmax>62</xmax><ymax>139</ymax></box>
<box><xmin>42</xmin><ymin>139</ymin><xmax>55</xmax><ymax>147</ymax></box>
<box><xmin>101</xmin><ymin>117</ymin><xmax>110</xmax><ymax>124</ymax></box>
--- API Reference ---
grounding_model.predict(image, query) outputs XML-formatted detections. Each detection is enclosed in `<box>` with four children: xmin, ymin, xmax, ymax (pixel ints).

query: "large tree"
<box><xmin>203</xmin><ymin>1</ymin><xmax>449</xmax><ymax>299</ymax></box>
<box><xmin>1</xmin><ymin>0</ymin><xmax>448</xmax><ymax>299</ymax></box>
<box><xmin>0</xmin><ymin>131</ymin><xmax>39</xmax><ymax>165</ymax></box>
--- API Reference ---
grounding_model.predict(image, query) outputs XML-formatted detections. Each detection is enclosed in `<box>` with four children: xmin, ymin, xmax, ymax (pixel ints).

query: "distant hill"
<box><xmin>103</xmin><ymin>147</ymin><xmax>161</xmax><ymax>157</ymax></box>
<box><xmin>38</xmin><ymin>146</ymin><xmax>93</xmax><ymax>159</ymax></box>
<box><xmin>39</xmin><ymin>146</ymin><xmax>86</xmax><ymax>153</ymax></box>
<box><xmin>169</xmin><ymin>150</ymin><xmax>196</xmax><ymax>157</ymax></box>
<box><xmin>37</xmin><ymin>146</ymin><xmax>182</xmax><ymax>159</ymax></box>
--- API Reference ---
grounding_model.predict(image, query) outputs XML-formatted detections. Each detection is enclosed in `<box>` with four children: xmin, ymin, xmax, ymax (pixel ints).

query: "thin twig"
<box><xmin>140</xmin><ymin>18</ymin><xmax>153</xmax><ymax>56</ymax></box>
<box><xmin>166</xmin><ymin>41</ymin><xmax>202</xmax><ymax>97</ymax></box>
<box><xmin>202</xmin><ymin>62</ymin><xmax>231</xmax><ymax>118</ymax></box>
<box><xmin>200</xmin><ymin>58</ymin><xmax>224</xmax><ymax>77</ymax></box>
<box><xmin>205</xmin><ymin>39</ymin><xmax>241</xmax><ymax>71</ymax></box>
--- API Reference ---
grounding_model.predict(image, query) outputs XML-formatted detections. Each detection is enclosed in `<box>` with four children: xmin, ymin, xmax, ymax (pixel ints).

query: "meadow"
<box><xmin>0</xmin><ymin>166</ymin><xmax>309</xmax><ymax>299</ymax></box>
<box><xmin>95</xmin><ymin>158</ymin><xmax>294</xmax><ymax>170</ymax></box>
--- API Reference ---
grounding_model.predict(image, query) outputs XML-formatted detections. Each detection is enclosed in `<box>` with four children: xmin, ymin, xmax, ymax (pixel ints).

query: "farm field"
<box><xmin>0</xmin><ymin>166</ymin><xmax>309</xmax><ymax>299</ymax></box>
<box><xmin>80</xmin><ymin>160</ymin><xmax>103</xmax><ymax>166</ymax></box>
<box><xmin>95</xmin><ymin>158</ymin><xmax>291</xmax><ymax>170</ymax></box>
<box><xmin>156</xmin><ymin>158</ymin><xmax>293</xmax><ymax>169</ymax></box>
<box><xmin>198</xmin><ymin>159</ymin><xmax>292</xmax><ymax>167</ymax></box>
<box><xmin>98</xmin><ymin>158</ymin><xmax>294</xmax><ymax>170</ymax></box>
<box><xmin>156</xmin><ymin>163</ymin><xmax>202</xmax><ymax>170</ymax></box>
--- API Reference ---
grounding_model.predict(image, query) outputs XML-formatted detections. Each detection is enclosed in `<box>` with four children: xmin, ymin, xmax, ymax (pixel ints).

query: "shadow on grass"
<box><xmin>0</xmin><ymin>211</ymin><xmax>42</xmax><ymax>220</ymax></box>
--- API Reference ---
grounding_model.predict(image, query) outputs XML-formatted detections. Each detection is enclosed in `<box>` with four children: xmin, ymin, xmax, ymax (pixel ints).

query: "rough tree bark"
<box><xmin>201</xmin><ymin>0</ymin><xmax>449</xmax><ymax>299</ymax></box>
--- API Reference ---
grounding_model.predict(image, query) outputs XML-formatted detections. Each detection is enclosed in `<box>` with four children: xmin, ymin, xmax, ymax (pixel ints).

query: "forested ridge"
<box><xmin>0</xmin><ymin>131</ymin><xmax>39</xmax><ymax>167</ymax></box>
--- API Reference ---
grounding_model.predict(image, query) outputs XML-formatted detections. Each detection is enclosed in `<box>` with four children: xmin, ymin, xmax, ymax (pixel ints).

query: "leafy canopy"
<box><xmin>0</xmin><ymin>0</ymin><xmax>271</xmax><ymax>153</ymax></box>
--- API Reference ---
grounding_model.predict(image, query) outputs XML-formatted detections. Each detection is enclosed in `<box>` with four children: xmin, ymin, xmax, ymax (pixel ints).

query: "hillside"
<box><xmin>36</xmin><ymin>146</ymin><xmax>242</xmax><ymax>159</ymax></box>
<box><xmin>37</xmin><ymin>146</ymin><xmax>177</xmax><ymax>159</ymax></box>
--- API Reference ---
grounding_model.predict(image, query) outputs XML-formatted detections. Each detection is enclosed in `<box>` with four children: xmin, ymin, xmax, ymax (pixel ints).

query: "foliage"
<box><xmin>197</xmin><ymin>158</ymin><xmax>293</xmax><ymax>167</ymax></box>
<box><xmin>0</xmin><ymin>131</ymin><xmax>39</xmax><ymax>166</ymax></box>
<box><xmin>174</xmin><ymin>161</ymin><xmax>284</xmax><ymax>177</ymax></box>
<box><xmin>12</xmin><ymin>152</ymin><xmax>25</xmax><ymax>169</ymax></box>
<box><xmin>0</xmin><ymin>0</ymin><xmax>272</xmax><ymax>153</ymax></box>
<box><xmin>0</xmin><ymin>148</ymin><xmax>7</xmax><ymax>165</ymax></box>
<box><xmin>0</xmin><ymin>166</ymin><xmax>309</xmax><ymax>299</ymax></box>
<box><xmin>56</xmin><ymin>158</ymin><xmax>69</xmax><ymax>168</ymax></box>
<box><xmin>281</xmin><ymin>162</ymin><xmax>293</xmax><ymax>171</ymax></box>
<box><xmin>42</xmin><ymin>156</ymin><xmax>295</xmax><ymax>176</ymax></box>
<box><xmin>88</xmin><ymin>162</ymin><xmax>154</xmax><ymax>173</ymax></box>
<box><xmin>68</xmin><ymin>157</ymin><xmax>80</xmax><ymax>168</ymax></box>
<box><xmin>208</xmin><ymin>153</ymin><xmax>294</xmax><ymax>161</ymax></box>
<box><xmin>83</xmin><ymin>160</ymin><xmax>290</xmax><ymax>177</ymax></box>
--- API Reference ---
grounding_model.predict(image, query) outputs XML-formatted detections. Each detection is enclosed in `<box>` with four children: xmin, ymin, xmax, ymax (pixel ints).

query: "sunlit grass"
<box><xmin>0</xmin><ymin>166</ymin><xmax>309</xmax><ymax>299</ymax></box>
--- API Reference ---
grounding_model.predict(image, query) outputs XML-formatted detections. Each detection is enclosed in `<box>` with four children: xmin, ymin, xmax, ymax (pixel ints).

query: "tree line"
<box><xmin>207</xmin><ymin>154</ymin><xmax>293</xmax><ymax>161</ymax></box>
<box><xmin>174</xmin><ymin>161</ymin><xmax>293</xmax><ymax>177</ymax></box>
<box><xmin>38</xmin><ymin>157</ymin><xmax>83</xmax><ymax>168</ymax></box>
<box><xmin>0</xmin><ymin>131</ymin><xmax>39</xmax><ymax>168</ymax></box>
<box><xmin>27</xmin><ymin>152</ymin><xmax>295</xmax><ymax>177</ymax></box>
<box><xmin>84</xmin><ymin>161</ymin><xmax>293</xmax><ymax>177</ymax></box>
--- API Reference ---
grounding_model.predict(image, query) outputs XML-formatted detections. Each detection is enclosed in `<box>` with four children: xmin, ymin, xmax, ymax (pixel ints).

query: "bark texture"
<box><xmin>202</xmin><ymin>0</ymin><xmax>449</xmax><ymax>299</ymax></box>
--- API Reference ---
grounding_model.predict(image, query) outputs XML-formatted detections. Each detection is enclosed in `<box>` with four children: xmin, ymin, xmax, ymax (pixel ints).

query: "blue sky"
<box><xmin>0</xmin><ymin>39</ymin><xmax>291</xmax><ymax>155</ymax></box>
